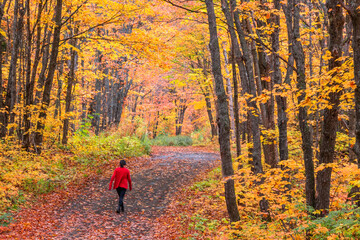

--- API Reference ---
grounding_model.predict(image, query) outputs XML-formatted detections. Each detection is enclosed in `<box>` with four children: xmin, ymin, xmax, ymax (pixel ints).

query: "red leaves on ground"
<box><xmin>1</xmin><ymin>146</ymin><xmax>219</xmax><ymax>239</ymax></box>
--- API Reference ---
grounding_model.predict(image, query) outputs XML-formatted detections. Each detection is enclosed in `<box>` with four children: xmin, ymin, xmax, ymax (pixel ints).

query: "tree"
<box><xmin>283</xmin><ymin>0</ymin><xmax>315</xmax><ymax>209</ymax></box>
<box><xmin>62</xmin><ymin>26</ymin><xmax>79</xmax><ymax>145</ymax></box>
<box><xmin>34</xmin><ymin>0</ymin><xmax>63</xmax><ymax>152</ymax></box>
<box><xmin>316</xmin><ymin>0</ymin><xmax>344</xmax><ymax>215</ymax></box>
<box><xmin>231</xmin><ymin>0</ymin><xmax>263</xmax><ymax>174</ymax></box>
<box><xmin>272</xmin><ymin>0</ymin><xmax>289</xmax><ymax>162</ymax></box>
<box><xmin>342</xmin><ymin>0</ymin><xmax>360</xmax><ymax>207</ymax></box>
<box><xmin>205</xmin><ymin>0</ymin><xmax>240</xmax><ymax>223</ymax></box>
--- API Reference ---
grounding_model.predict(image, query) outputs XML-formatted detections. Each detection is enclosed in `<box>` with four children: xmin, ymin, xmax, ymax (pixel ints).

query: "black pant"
<box><xmin>116</xmin><ymin>187</ymin><xmax>127</xmax><ymax>211</ymax></box>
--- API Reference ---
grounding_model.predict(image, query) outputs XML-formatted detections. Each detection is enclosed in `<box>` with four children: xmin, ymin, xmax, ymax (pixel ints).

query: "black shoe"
<box><xmin>116</xmin><ymin>208</ymin><xmax>120</xmax><ymax>214</ymax></box>
<box><xmin>121</xmin><ymin>206</ymin><xmax>124</xmax><ymax>212</ymax></box>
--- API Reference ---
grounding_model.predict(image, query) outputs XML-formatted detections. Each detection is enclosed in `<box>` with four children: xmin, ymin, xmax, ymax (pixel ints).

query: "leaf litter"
<box><xmin>0</xmin><ymin>146</ymin><xmax>219</xmax><ymax>239</ymax></box>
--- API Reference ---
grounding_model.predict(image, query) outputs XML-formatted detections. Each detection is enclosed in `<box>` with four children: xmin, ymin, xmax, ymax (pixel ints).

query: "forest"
<box><xmin>0</xmin><ymin>0</ymin><xmax>360</xmax><ymax>239</ymax></box>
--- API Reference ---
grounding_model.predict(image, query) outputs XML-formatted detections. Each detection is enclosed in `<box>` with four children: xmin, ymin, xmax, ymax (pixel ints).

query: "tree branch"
<box><xmin>338</xmin><ymin>0</ymin><xmax>353</xmax><ymax>17</ymax></box>
<box><xmin>163</xmin><ymin>0</ymin><xmax>206</xmax><ymax>14</ymax></box>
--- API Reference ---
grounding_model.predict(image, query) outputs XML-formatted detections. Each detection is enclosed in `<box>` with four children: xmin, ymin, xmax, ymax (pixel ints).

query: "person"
<box><xmin>109</xmin><ymin>159</ymin><xmax>132</xmax><ymax>213</ymax></box>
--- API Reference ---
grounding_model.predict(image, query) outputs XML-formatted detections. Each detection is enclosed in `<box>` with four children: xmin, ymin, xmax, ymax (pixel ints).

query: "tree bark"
<box><xmin>231</xmin><ymin>43</ymin><xmax>241</xmax><ymax>158</ymax></box>
<box><xmin>345</xmin><ymin>0</ymin><xmax>360</xmax><ymax>207</ymax></box>
<box><xmin>23</xmin><ymin>0</ymin><xmax>43</xmax><ymax>149</ymax></box>
<box><xmin>205</xmin><ymin>0</ymin><xmax>240</xmax><ymax>223</ymax></box>
<box><xmin>175</xmin><ymin>98</ymin><xmax>187</xmax><ymax>135</ymax></box>
<box><xmin>284</xmin><ymin>0</ymin><xmax>315</xmax><ymax>209</ymax></box>
<box><xmin>62</xmin><ymin>27</ymin><xmax>78</xmax><ymax>145</ymax></box>
<box><xmin>222</xmin><ymin>43</ymin><xmax>236</xmax><ymax>140</ymax></box>
<box><xmin>254</xmin><ymin>11</ymin><xmax>278</xmax><ymax>168</ymax></box>
<box><xmin>4</xmin><ymin>0</ymin><xmax>24</xmax><ymax>137</ymax></box>
<box><xmin>315</xmin><ymin>0</ymin><xmax>344</xmax><ymax>215</ymax></box>
<box><xmin>34</xmin><ymin>0</ymin><xmax>63</xmax><ymax>152</ymax></box>
<box><xmin>274</xmin><ymin>0</ymin><xmax>289</xmax><ymax>161</ymax></box>
<box><xmin>34</xmin><ymin>25</ymin><xmax>51</xmax><ymax>105</ymax></box>
<box><xmin>231</xmin><ymin>0</ymin><xmax>263</xmax><ymax>173</ymax></box>
<box><xmin>200</xmin><ymin>57</ymin><xmax>217</xmax><ymax>138</ymax></box>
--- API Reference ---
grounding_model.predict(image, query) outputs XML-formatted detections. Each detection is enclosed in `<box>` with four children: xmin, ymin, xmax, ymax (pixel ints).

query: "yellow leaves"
<box><xmin>323</xmin><ymin>50</ymin><xmax>333</xmax><ymax>61</ymax></box>
<box><xmin>0</xmin><ymin>28</ymin><xmax>6</xmax><ymax>39</ymax></box>
<box><xmin>315</xmin><ymin>163</ymin><xmax>339</xmax><ymax>173</ymax></box>
<box><xmin>256</xmin><ymin>93</ymin><xmax>270</xmax><ymax>104</ymax></box>
<box><xmin>236</xmin><ymin>1</ymin><xmax>260</xmax><ymax>13</ymax></box>
<box><xmin>191</xmin><ymin>100</ymin><xmax>206</xmax><ymax>110</ymax></box>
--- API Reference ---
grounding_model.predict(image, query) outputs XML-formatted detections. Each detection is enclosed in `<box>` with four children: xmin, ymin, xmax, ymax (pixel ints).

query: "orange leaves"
<box><xmin>315</xmin><ymin>163</ymin><xmax>339</xmax><ymax>173</ymax></box>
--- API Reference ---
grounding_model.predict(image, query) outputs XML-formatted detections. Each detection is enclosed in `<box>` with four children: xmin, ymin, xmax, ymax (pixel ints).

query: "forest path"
<box><xmin>1</xmin><ymin>146</ymin><xmax>219</xmax><ymax>239</ymax></box>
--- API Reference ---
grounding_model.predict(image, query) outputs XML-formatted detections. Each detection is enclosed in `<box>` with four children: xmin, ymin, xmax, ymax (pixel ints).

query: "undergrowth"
<box><xmin>150</xmin><ymin>135</ymin><xmax>193</xmax><ymax>146</ymax></box>
<box><xmin>165</xmin><ymin>131</ymin><xmax>360</xmax><ymax>239</ymax></box>
<box><xmin>0</xmin><ymin>132</ymin><xmax>150</xmax><ymax>225</ymax></box>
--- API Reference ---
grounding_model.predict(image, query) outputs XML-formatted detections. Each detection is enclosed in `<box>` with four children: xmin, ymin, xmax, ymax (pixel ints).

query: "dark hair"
<box><xmin>120</xmin><ymin>160</ymin><xmax>126</xmax><ymax>168</ymax></box>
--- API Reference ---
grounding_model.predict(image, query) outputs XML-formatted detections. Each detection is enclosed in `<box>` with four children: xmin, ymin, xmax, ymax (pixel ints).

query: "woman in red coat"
<box><xmin>109</xmin><ymin>160</ymin><xmax>132</xmax><ymax>213</ymax></box>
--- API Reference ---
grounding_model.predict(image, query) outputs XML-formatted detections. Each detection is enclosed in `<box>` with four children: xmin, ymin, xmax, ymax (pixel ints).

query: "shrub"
<box><xmin>297</xmin><ymin>205</ymin><xmax>360</xmax><ymax>239</ymax></box>
<box><xmin>0</xmin><ymin>131</ymin><xmax>150</xmax><ymax>222</ymax></box>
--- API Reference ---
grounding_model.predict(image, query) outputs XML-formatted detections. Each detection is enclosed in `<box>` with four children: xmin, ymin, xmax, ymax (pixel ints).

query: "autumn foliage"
<box><xmin>1</xmin><ymin>0</ymin><xmax>360</xmax><ymax>239</ymax></box>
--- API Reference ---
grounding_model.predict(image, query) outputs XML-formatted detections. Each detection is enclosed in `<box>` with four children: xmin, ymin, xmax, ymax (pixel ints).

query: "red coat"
<box><xmin>109</xmin><ymin>167</ymin><xmax>132</xmax><ymax>191</ymax></box>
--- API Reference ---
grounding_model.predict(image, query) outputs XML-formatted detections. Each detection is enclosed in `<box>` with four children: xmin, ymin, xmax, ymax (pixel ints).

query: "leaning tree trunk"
<box><xmin>205</xmin><ymin>0</ymin><xmax>240</xmax><ymax>223</ymax></box>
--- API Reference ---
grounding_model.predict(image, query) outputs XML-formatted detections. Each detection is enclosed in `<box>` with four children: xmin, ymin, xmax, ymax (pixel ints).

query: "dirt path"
<box><xmin>1</xmin><ymin>146</ymin><xmax>219</xmax><ymax>239</ymax></box>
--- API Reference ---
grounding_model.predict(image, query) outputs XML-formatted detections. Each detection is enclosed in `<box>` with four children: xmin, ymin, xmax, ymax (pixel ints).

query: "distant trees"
<box><xmin>0</xmin><ymin>1</ymin><xmax>154</xmax><ymax>151</ymax></box>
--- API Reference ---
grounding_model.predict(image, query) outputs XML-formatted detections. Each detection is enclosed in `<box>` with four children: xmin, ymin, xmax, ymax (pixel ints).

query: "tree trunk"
<box><xmin>284</xmin><ymin>0</ymin><xmax>315</xmax><ymax>209</ymax></box>
<box><xmin>153</xmin><ymin>111</ymin><xmax>160</xmax><ymax>139</ymax></box>
<box><xmin>274</xmin><ymin>0</ymin><xmax>289</xmax><ymax>161</ymax></box>
<box><xmin>23</xmin><ymin>0</ymin><xmax>43</xmax><ymax>149</ymax></box>
<box><xmin>34</xmin><ymin>25</ymin><xmax>51</xmax><ymax>105</ymax></box>
<box><xmin>62</xmin><ymin>28</ymin><xmax>78</xmax><ymax>145</ymax></box>
<box><xmin>114</xmin><ymin>70</ymin><xmax>132</xmax><ymax>127</ymax></box>
<box><xmin>205</xmin><ymin>0</ymin><xmax>240</xmax><ymax>223</ymax></box>
<box><xmin>200</xmin><ymin>57</ymin><xmax>217</xmax><ymax>138</ymax></box>
<box><xmin>231</xmin><ymin>0</ymin><xmax>263</xmax><ymax>173</ymax></box>
<box><xmin>54</xmin><ymin>60</ymin><xmax>63</xmax><ymax>119</ymax></box>
<box><xmin>254</xmin><ymin>13</ymin><xmax>278</xmax><ymax>168</ymax></box>
<box><xmin>175</xmin><ymin>99</ymin><xmax>187</xmax><ymax>136</ymax></box>
<box><xmin>222</xmin><ymin>0</ymin><xmax>261</xmax><ymax>171</ymax></box>
<box><xmin>34</xmin><ymin>0</ymin><xmax>63</xmax><ymax>152</ymax></box>
<box><xmin>222</xmin><ymin>43</ymin><xmax>236</xmax><ymax>140</ymax></box>
<box><xmin>203</xmin><ymin>87</ymin><xmax>217</xmax><ymax>138</ymax></box>
<box><xmin>315</xmin><ymin>0</ymin><xmax>344</xmax><ymax>215</ymax></box>
<box><xmin>4</xmin><ymin>0</ymin><xmax>24</xmax><ymax>137</ymax></box>
<box><xmin>231</xmin><ymin>43</ymin><xmax>241</xmax><ymax>158</ymax></box>
<box><xmin>91</xmin><ymin>51</ymin><xmax>102</xmax><ymax>134</ymax></box>
<box><xmin>347</xmin><ymin>0</ymin><xmax>360</xmax><ymax>207</ymax></box>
